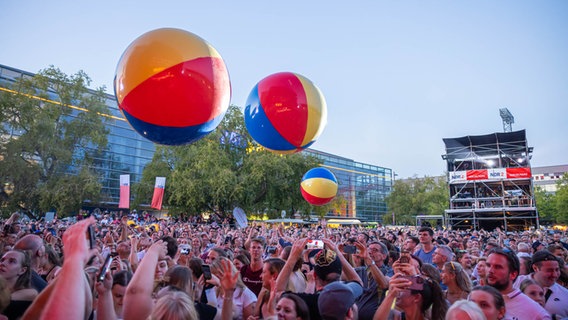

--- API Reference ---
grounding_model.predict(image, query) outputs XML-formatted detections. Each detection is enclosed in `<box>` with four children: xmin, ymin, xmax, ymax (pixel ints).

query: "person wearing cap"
<box><xmin>514</xmin><ymin>250</ymin><xmax>568</xmax><ymax>318</ymax></box>
<box><xmin>486</xmin><ymin>248</ymin><xmax>550</xmax><ymax>320</ymax></box>
<box><xmin>318</xmin><ymin>281</ymin><xmax>362</xmax><ymax>320</ymax></box>
<box><xmin>533</xmin><ymin>241</ymin><xmax>546</xmax><ymax>254</ymax></box>
<box><xmin>275</xmin><ymin>238</ymin><xmax>362</xmax><ymax>320</ymax></box>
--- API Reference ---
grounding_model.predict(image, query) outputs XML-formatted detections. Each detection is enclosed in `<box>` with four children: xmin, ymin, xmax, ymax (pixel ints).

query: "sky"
<box><xmin>1</xmin><ymin>1</ymin><xmax>567</xmax><ymax>179</ymax></box>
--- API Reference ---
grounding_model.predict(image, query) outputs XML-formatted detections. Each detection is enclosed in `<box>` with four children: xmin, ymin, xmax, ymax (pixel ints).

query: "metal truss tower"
<box><xmin>499</xmin><ymin>108</ymin><xmax>514</xmax><ymax>133</ymax></box>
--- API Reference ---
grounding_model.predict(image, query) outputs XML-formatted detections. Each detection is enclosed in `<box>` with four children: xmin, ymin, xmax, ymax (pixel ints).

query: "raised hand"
<box><xmin>62</xmin><ymin>216</ymin><xmax>95</xmax><ymax>262</ymax></box>
<box><xmin>218</xmin><ymin>259</ymin><xmax>238</xmax><ymax>292</ymax></box>
<box><xmin>148</xmin><ymin>240</ymin><xmax>167</xmax><ymax>260</ymax></box>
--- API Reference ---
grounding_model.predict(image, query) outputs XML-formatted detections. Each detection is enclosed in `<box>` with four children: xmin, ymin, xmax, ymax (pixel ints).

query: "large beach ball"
<box><xmin>114</xmin><ymin>28</ymin><xmax>231</xmax><ymax>145</ymax></box>
<box><xmin>300</xmin><ymin>167</ymin><xmax>338</xmax><ymax>206</ymax></box>
<box><xmin>244</xmin><ymin>72</ymin><xmax>327</xmax><ymax>154</ymax></box>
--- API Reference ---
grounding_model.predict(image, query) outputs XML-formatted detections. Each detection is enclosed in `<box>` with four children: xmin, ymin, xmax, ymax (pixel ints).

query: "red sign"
<box><xmin>506</xmin><ymin>167</ymin><xmax>531</xmax><ymax>179</ymax></box>
<box><xmin>466</xmin><ymin>170</ymin><xmax>488</xmax><ymax>180</ymax></box>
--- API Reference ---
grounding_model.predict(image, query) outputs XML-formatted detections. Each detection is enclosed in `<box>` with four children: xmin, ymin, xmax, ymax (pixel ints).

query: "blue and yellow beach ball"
<box><xmin>244</xmin><ymin>72</ymin><xmax>327</xmax><ymax>154</ymax></box>
<box><xmin>114</xmin><ymin>28</ymin><xmax>231</xmax><ymax>145</ymax></box>
<box><xmin>300</xmin><ymin>167</ymin><xmax>338</xmax><ymax>206</ymax></box>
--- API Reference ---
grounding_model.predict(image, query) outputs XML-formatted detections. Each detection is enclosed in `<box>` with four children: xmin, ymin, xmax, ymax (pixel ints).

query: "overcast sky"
<box><xmin>1</xmin><ymin>1</ymin><xmax>567</xmax><ymax>179</ymax></box>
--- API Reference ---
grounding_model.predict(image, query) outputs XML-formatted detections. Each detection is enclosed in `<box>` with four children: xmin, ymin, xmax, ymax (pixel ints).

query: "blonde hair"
<box><xmin>151</xmin><ymin>290</ymin><xmax>198</xmax><ymax>320</ymax></box>
<box><xmin>446</xmin><ymin>299</ymin><xmax>485</xmax><ymax>320</ymax></box>
<box><xmin>211</xmin><ymin>257</ymin><xmax>245</xmax><ymax>290</ymax></box>
<box><xmin>445</xmin><ymin>261</ymin><xmax>473</xmax><ymax>293</ymax></box>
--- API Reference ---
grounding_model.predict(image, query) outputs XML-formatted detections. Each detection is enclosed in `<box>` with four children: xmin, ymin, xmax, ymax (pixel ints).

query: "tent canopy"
<box><xmin>327</xmin><ymin>219</ymin><xmax>362</xmax><ymax>225</ymax></box>
<box><xmin>265</xmin><ymin>218</ymin><xmax>309</xmax><ymax>224</ymax></box>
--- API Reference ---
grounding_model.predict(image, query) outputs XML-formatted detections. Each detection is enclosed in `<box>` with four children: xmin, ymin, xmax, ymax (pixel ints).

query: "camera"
<box><xmin>266</xmin><ymin>246</ymin><xmax>277</xmax><ymax>254</ymax></box>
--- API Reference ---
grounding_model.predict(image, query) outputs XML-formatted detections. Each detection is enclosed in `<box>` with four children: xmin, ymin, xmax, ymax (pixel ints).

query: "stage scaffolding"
<box><xmin>441</xmin><ymin>130</ymin><xmax>538</xmax><ymax>231</ymax></box>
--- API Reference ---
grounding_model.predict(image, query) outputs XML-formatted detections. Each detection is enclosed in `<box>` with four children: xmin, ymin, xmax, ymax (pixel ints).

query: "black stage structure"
<box><xmin>442</xmin><ymin>130</ymin><xmax>538</xmax><ymax>231</ymax></box>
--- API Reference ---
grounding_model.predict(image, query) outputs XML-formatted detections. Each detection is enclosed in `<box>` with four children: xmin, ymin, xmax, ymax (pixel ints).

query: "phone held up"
<box><xmin>399</xmin><ymin>251</ymin><xmax>410</xmax><ymax>264</ymax></box>
<box><xmin>305</xmin><ymin>240</ymin><xmax>324</xmax><ymax>250</ymax></box>
<box><xmin>343</xmin><ymin>245</ymin><xmax>357</xmax><ymax>254</ymax></box>
<box><xmin>404</xmin><ymin>275</ymin><xmax>424</xmax><ymax>291</ymax></box>
<box><xmin>87</xmin><ymin>224</ymin><xmax>96</xmax><ymax>250</ymax></box>
<box><xmin>202</xmin><ymin>264</ymin><xmax>212</xmax><ymax>280</ymax></box>
<box><xmin>98</xmin><ymin>254</ymin><xmax>113</xmax><ymax>282</ymax></box>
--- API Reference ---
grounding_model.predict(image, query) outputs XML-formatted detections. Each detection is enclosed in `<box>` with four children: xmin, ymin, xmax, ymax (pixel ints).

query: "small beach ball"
<box><xmin>244</xmin><ymin>72</ymin><xmax>327</xmax><ymax>154</ymax></box>
<box><xmin>301</xmin><ymin>167</ymin><xmax>338</xmax><ymax>206</ymax></box>
<box><xmin>114</xmin><ymin>28</ymin><xmax>231</xmax><ymax>145</ymax></box>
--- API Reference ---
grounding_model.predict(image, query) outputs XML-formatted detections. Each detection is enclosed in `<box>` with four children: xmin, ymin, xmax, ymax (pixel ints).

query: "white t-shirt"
<box><xmin>216</xmin><ymin>286</ymin><xmax>257</xmax><ymax>320</ymax></box>
<box><xmin>504</xmin><ymin>289</ymin><xmax>551</xmax><ymax>320</ymax></box>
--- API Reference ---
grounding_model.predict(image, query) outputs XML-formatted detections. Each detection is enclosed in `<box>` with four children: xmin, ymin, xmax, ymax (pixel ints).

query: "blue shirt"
<box><xmin>415</xmin><ymin>246</ymin><xmax>436</xmax><ymax>264</ymax></box>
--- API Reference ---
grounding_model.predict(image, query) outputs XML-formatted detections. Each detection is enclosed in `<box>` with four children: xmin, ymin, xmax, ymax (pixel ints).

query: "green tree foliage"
<box><xmin>535</xmin><ymin>174</ymin><xmax>568</xmax><ymax>224</ymax></box>
<box><xmin>0</xmin><ymin>66</ymin><xmax>109</xmax><ymax>216</ymax></box>
<box><xmin>534</xmin><ymin>187</ymin><xmax>556</xmax><ymax>223</ymax></box>
<box><xmin>554</xmin><ymin>174</ymin><xmax>568</xmax><ymax>224</ymax></box>
<box><xmin>385</xmin><ymin>176</ymin><xmax>448</xmax><ymax>225</ymax></box>
<box><xmin>135</xmin><ymin>105</ymin><xmax>321</xmax><ymax>218</ymax></box>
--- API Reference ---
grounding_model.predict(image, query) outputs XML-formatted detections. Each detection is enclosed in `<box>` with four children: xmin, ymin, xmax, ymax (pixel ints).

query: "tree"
<box><xmin>385</xmin><ymin>176</ymin><xmax>448</xmax><ymax>225</ymax></box>
<box><xmin>135</xmin><ymin>105</ymin><xmax>321</xmax><ymax>218</ymax></box>
<box><xmin>554</xmin><ymin>174</ymin><xmax>568</xmax><ymax>224</ymax></box>
<box><xmin>0</xmin><ymin>66</ymin><xmax>109</xmax><ymax>216</ymax></box>
<box><xmin>534</xmin><ymin>187</ymin><xmax>556</xmax><ymax>223</ymax></box>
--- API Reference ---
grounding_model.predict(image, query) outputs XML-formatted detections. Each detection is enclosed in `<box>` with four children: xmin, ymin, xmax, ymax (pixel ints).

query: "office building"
<box><xmin>0</xmin><ymin>64</ymin><xmax>391</xmax><ymax>222</ymax></box>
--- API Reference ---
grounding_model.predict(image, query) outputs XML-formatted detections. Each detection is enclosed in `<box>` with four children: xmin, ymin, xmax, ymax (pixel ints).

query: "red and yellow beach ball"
<box><xmin>300</xmin><ymin>167</ymin><xmax>338</xmax><ymax>206</ymax></box>
<box><xmin>244</xmin><ymin>72</ymin><xmax>327</xmax><ymax>154</ymax></box>
<box><xmin>114</xmin><ymin>28</ymin><xmax>231</xmax><ymax>145</ymax></box>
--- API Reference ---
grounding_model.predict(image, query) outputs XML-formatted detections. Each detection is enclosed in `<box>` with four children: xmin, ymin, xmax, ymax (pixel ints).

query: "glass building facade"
<box><xmin>0</xmin><ymin>64</ymin><xmax>392</xmax><ymax>222</ymax></box>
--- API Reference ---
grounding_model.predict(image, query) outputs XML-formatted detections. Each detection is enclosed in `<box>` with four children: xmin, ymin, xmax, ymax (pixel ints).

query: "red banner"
<box><xmin>118</xmin><ymin>175</ymin><xmax>130</xmax><ymax>209</ymax></box>
<box><xmin>151</xmin><ymin>177</ymin><xmax>166</xmax><ymax>210</ymax></box>
<box><xmin>506</xmin><ymin>167</ymin><xmax>531</xmax><ymax>179</ymax></box>
<box><xmin>466</xmin><ymin>170</ymin><xmax>488</xmax><ymax>180</ymax></box>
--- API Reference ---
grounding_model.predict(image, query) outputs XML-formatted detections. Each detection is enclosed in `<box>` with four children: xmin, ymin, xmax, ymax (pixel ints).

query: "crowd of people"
<box><xmin>1</xmin><ymin>210</ymin><xmax>568</xmax><ymax>320</ymax></box>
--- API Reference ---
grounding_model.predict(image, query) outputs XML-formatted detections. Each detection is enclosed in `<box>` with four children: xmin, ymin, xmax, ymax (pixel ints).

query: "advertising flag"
<box><xmin>151</xmin><ymin>177</ymin><xmax>166</xmax><ymax>210</ymax></box>
<box><xmin>119</xmin><ymin>175</ymin><xmax>130</xmax><ymax>209</ymax></box>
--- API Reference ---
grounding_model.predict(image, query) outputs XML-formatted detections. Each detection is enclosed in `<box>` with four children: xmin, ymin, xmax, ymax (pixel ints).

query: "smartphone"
<box><xmin>87</xmin><ymin>225</ymin><xmax>96</xmax><ymax>250</ymax></box>
<box><xmin>305</xmin><ymin>240</ymin><xmax>324</xmax><ymax>250</ymax></box>
<box><xmin>399</xmin><ymin>251</ymin><xmax>410</xmax><ymax>264</ymax></box>
<box><xmin>343</xmin><ymin>245</ymin><xmax>357</xmax><ymax>254</ymax></box>
<box><xmin>404</xmin><ymin>275</ymin><xmax>424</xmax><ymax>291</ymax></box>
<box><xmin>180</xmin><ymin>244</ymin><xmax>191</xmax><ymax>255</ymax></box>
<box><xmin>202</xmin><ymin>264</ymin><xmax>212</xmax><ymax>280</ymax></box>
<box><xmin>98</xmin><ymin>254</ymin><xmax>113</xmax><ymax>282</ymax></box>
<box><xmin>266</xmin><ymin>246</ymin><xmax>277</xmax><ymax>254</ymax></box>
